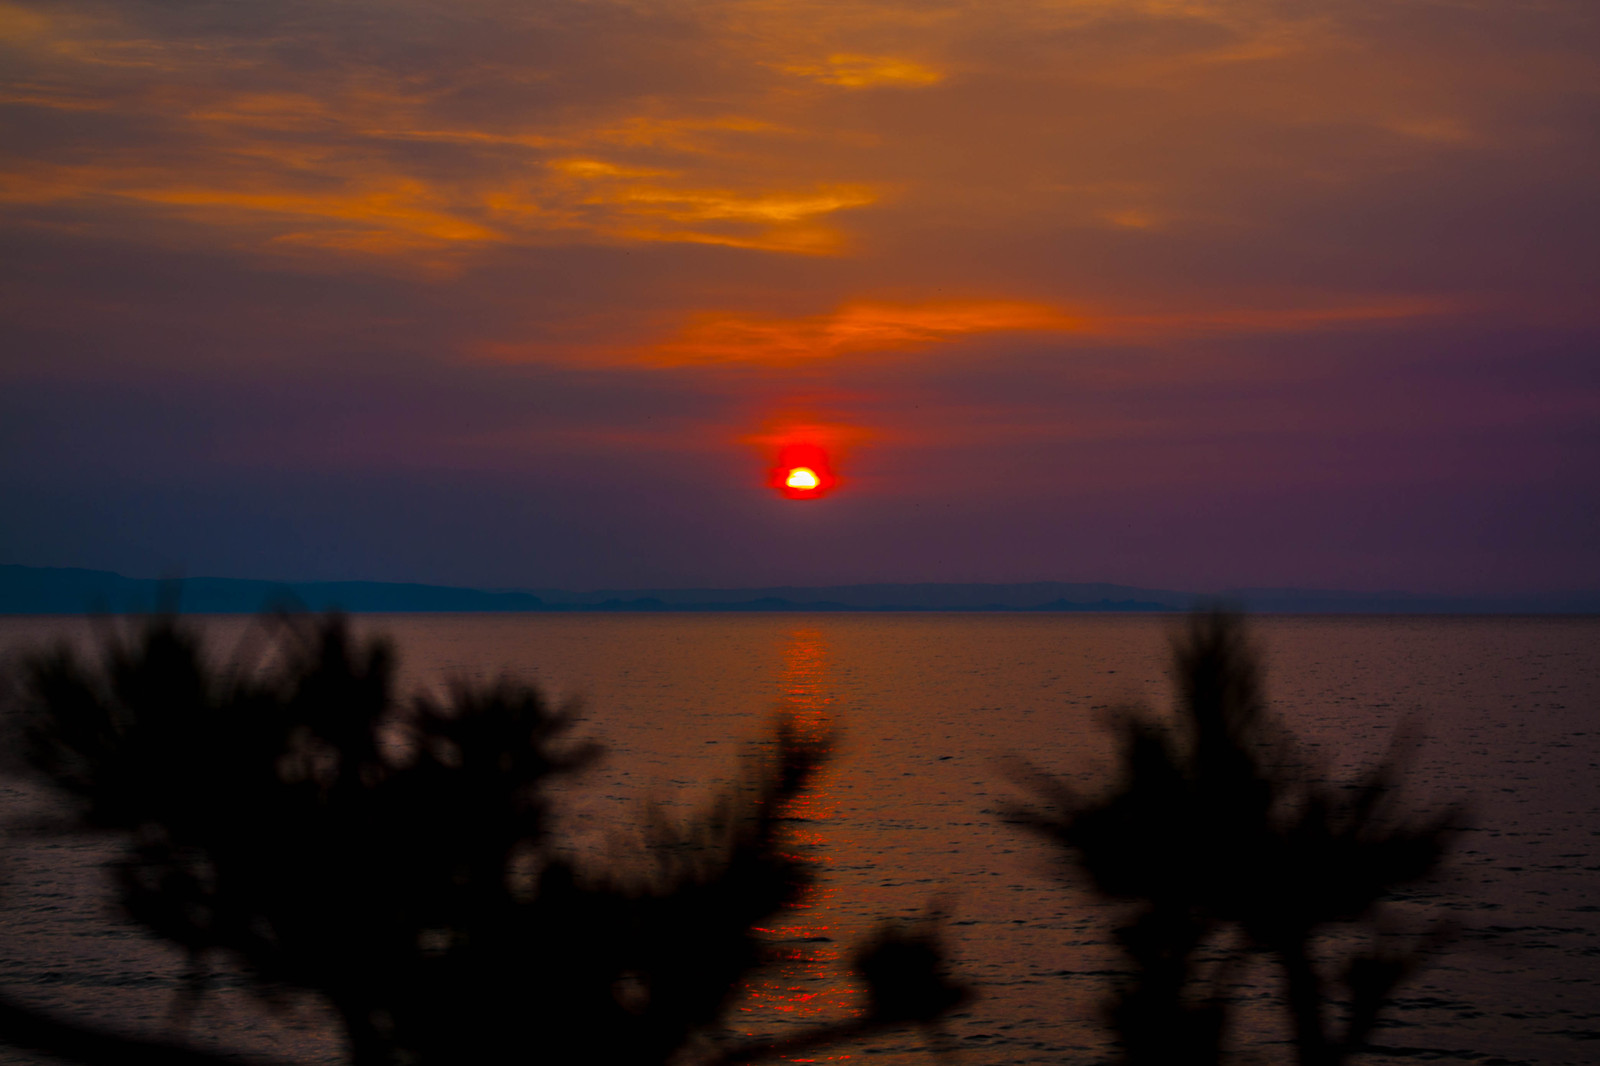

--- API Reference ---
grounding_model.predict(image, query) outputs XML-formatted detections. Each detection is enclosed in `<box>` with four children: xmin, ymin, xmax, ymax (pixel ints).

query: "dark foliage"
<box><xmin>1010</xmin><ymin>610</ymin><xmax>1458</xmax><ymax>1066</ymax></box>
<box><xmin>8</xmin><ymin>613</ymin><xmax>966</xmax><ymax>1065</ymax></box>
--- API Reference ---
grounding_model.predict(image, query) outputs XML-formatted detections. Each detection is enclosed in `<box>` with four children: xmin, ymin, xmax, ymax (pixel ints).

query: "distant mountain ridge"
<box><xmin>2</xmin><ymin>565</ymin><xmax>1597</xmax><ymax>615</ymax></box>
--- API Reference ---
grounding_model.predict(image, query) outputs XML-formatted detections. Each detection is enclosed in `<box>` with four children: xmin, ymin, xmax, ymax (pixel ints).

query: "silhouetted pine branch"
<box><xmin>5</xmin><ymin>612</ymin><xmax>966</xmax><ymax>1065</ymax></box>
<box><xmin>1008</xmin><ymin>610</ymin><xmax>1459</xmax><ymax>1066</ymax></box>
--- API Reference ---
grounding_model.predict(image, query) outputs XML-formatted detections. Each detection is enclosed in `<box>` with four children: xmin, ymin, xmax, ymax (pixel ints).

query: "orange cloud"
<box><xmin>2</xmin><ymin>0</ymin><xmax>1583</xmax><ymax>324</ymax></box>
<box><xmin>0</xmin><ymin>4</ymin><xmax>884</xmax><ymax>265</ymax></box>
<box><xmin>0</xmin><ymin>163</ymin><xmax>500</xmax><ymax>255</ymax></box>
<box><xmin>627</xmin><ymin>296</ymin><xmax>1457</xmax><ymax>366</ymax></box>
<box><xmin>0</xmin><ymin>134</ymin><xmax>874</xmax><ymax>263</ymax></box>
<box><xmin>542</xmin><ymin>160</ymin><xmax>877</xmax><ymax>252</ymax></box>
<box><xmin>781</xmin><ymin>54</ymin><xmax>943</xmax><ymax>88</ymax></box>
<box><xmin>132</xmin><ymin>182</ymin><xmax>500</xmax><ymax>244</ymax></box>
<box><xmin>606</xmin><ymin>186</ymin><xmax>874</xmax><ymax>224</ymax></box>
<box><xmin>640</xmin><ymin>301</ymin><xmax>1082</xmax><ymax>365</ymax></box>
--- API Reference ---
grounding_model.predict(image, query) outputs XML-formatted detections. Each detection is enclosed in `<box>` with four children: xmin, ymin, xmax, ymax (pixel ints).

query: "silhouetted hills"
<box><xmin>3</xmin><ymin>565</ymin><xmax>1597</xmax><ymax>615</ymax></box>
<box><xmin>0</xmin><ymin>566</ymin><xmax>545</xmax><ymax>615</ymax></box>
<box><xmin>537</xmin><ymin>582</ymin><xmax>1177</xmax><ymax>612</ymax></box>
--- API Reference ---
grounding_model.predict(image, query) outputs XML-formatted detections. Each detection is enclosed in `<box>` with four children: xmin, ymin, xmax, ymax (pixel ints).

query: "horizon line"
<box><xmin>2</xmin><ymin>564</ymin><xmax>1597</xmax><ymax>615</ymax></box>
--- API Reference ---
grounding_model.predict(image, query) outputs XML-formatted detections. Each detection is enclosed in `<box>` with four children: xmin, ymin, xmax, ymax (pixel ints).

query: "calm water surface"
<box><xmin>0</xmin><ymin>614</ymin><xmax>1595</xmax><ymax>1064</ymax></box>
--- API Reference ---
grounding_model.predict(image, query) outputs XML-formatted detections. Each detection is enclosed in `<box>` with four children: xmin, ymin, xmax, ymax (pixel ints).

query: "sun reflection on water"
<box><xmin>731</xmin><ymin>626</ymin><xmax>864</xmax><ymax>1060</ymax></box>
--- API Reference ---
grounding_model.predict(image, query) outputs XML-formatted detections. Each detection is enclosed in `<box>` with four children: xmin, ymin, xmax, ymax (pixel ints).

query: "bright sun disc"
<box><xmin>769</xmin><ymin>441</ymin><xmax>836</xmax><ymax>498</ymax></box>
<box><xmin>785</xmin><ymin>467</ymin><xmax>820</xmax><ymax>490</ymax></box>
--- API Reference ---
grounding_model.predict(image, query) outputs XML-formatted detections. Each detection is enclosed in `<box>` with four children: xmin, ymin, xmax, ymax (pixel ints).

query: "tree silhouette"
<box><xmin>1009</xmin><ymin>610</ymin><xmax>1458</xmax><ymax>1066</ymax></box>
<box><xmin>5</xmin><ymin>612</ymin><xmax>966</xmax><ymax>1065</ymax></box>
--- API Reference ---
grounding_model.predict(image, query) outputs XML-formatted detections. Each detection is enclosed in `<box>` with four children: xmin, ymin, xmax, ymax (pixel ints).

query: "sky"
<box><xmin>2</xmin><ymin>0</ymin><xmax>1597</xmax><ymax>594</ymax></box>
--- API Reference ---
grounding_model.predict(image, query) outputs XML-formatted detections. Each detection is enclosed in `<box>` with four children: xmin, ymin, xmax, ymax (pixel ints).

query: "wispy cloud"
<box><xmin>469</xmin><ymin>294</ymin><xmax>1457</xmax><ymax>368</ymax></box>
<box><xmin>0</xmin><ymin>2</ymin><xmax>886</xmax><ymax>263</ymax></box>
<box><xmin>627</xmin><ymin>296</ymin><xmax>1457</xmax><ymax>365</ymax></box>
<box><xmin>780</xmin><ymin>53</ymin><xmax>943</xmax><ymax>87</ymax></box>
<box><xmin>642</xmin><ymin>301</ymin><xmax>1082</xmax><ymax>364</ymax></box>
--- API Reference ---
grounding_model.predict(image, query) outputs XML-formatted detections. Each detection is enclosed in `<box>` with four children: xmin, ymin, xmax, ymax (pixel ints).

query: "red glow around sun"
<box><xmin>771</xmin><ymin>443</ymin><xmax>836</xmax><ymax>499</ymax></box>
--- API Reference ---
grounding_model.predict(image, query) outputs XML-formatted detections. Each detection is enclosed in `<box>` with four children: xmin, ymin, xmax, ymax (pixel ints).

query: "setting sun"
<box><xmin>785</xmin><ymin>467</ymin><xmax>820</xmax><ymax>490</ymax></box>
<box><xmin>770</xmin><ymin>442</ymin><xmax>837</xmax><ymax>499</ymax></box>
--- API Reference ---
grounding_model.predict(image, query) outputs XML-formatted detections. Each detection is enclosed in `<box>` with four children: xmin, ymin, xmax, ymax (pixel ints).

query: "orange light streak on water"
<box><xmin>731</xmin><ymin>627</ymin><xmax>863</xmax><ymax>1060</ymax></box>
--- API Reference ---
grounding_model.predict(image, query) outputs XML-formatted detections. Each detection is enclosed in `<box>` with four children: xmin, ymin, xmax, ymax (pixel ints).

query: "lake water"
<box><xmin>0</xmin><ymin>613</ymin><xmax>1596</xmax><ymax>1064</ymax></box>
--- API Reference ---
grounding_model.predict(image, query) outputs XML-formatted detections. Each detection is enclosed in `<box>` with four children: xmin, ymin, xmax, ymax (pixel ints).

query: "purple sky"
<box><xmin>2</xmin><ymin>0</ymin><xmax>1597</xmax><ymax>593</ymax></box>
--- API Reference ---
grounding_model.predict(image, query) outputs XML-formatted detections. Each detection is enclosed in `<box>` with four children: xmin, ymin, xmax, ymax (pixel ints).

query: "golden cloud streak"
<box><xmin>612</xmin><ymin>224</ymin><xmax>853</xmax><ymax>254</ymax></box>
<box><xmin>628</xmin><ymin>296</ymin><xmax>1457</xmax><ymax>366</ymax></box>
<box><xmin>132</xmin><ymin>183</ymin><xmax>501</xmax><ymax>243</ymax></box>
<box><xmin>548</xmin><ymin>160</ymin><xmax>876</xmax><ymax>251</ymax></box>
<box><xmin>0</xmin><ymin>163</ymin><xmax>501</xmax><ymax>250</ymax></box>
<box><xmin>0</xmin><ymin>142</ymin><xmax>874</xmax><ymax>262</ymax></box>
<box><xmin>476</xmin><ymin>293</ymin><xmax>1457</xmax><ymax>367</ymax></box>
<box><xmin>781</xmin><ymin>53</ymin><xmax>943</xmax><ymax>88</ymax></box>
<box><xmin>641</xmin><ymin>301</ymin><xmax>1083</xmax><ymax>365</ymax></box>
<box><xmin>604</xmin><ymin>186</ymin><xmax>876</xmax><ymax>223</ymax></box>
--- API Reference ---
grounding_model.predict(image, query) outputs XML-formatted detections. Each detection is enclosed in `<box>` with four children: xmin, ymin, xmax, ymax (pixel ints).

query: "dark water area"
<box><xmin>0</xmin><ymin>614</ymin><xmax>1595</xmax><ymax>1064</ymax></box>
